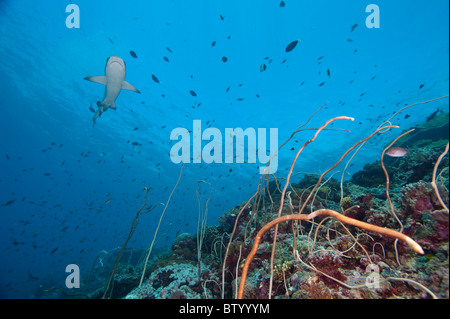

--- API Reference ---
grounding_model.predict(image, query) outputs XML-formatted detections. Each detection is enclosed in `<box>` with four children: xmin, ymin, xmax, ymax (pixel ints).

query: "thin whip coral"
<box><xmin>139</xmin><ymin>164</ymin><xmax>185</xmax><ymax>287</ymax></box>
<box><xmin>431</xmin><ymin>142</ymin><xmax>449</xmax><ymax>213</ymax></box>
<box><xmin>268</xmin><ymin>116</ymin><xmax>355</xmax><ymax>296</ymax></box>
<box><xmin>103</xmin><ymin>187</ymin><xmax>151</xmax><ymax>299</ymax></box>
<box><xmin>196</xmin><ymin>180</ymin><xmax>215</xmax><ymax>282</ymax></box>
<box><xmin>267</xmin><ymin>120</ymin><xmax>401</xmax><ymax>297</ymax></box>
<box><xmin>237</xmin><ymin>209</ymin><xmax>424</xmax><ymax>299</ymax></box>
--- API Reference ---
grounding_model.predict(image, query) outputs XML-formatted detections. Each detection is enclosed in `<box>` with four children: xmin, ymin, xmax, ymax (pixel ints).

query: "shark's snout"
<box><xmin>107</xmin><ymin>56</ymin><xmax>125</xmax><ymax>69</ymax></box>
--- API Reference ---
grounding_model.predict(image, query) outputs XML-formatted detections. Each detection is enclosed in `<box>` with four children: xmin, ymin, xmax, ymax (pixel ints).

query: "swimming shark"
<box><xmin>85</xmin><ymin>56</ymin><xmax>140</xmax><ymax>126</ymax></box>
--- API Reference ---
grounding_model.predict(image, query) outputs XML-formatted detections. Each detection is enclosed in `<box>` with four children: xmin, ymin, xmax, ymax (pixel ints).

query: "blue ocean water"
<box><xmin>0</xmin><ymin>0</ymin><xmax>448</xmax><ymax>298</ymax></box>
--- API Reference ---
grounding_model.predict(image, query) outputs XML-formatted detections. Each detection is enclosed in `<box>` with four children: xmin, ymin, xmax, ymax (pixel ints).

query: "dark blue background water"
<box><xmin>0</xmin><ymin>0</ymin><xmax>448</xmax><ymax>298</ymax></box>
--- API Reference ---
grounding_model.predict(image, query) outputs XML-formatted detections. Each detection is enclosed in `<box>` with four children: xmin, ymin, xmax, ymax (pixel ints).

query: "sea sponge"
<box><xmin>340</xmin><ymin>196</ymin><xmax>351</xmax><ymax>207</ymax></box>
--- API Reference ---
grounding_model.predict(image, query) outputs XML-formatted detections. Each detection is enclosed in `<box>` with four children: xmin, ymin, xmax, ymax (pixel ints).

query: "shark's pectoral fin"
<box><xmin>110</xmin><ymin>102</ymin><xmax>117</xmax><ymax>110</ymax></box>
<box><xmin>122</xmin><ymin>81</ymin><xmax>141</xmax><ymax>93</ymax></box>
<box><xmin>84</xmin><ymin>76</ymin><xmax>107</xmax><ymax>86</ymax></box>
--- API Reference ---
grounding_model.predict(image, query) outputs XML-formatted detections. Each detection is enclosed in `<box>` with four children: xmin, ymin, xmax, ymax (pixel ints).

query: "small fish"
<box><xmin>151</xmin><ymin>74</ymin><xmax>160</xmax><ymax>83</ymax></box>
<box><xmin>220</xmin><ymin>14</ymin><xmax>224</xmax><ymax>20</ymax></box>
<box><xmin>166</xmin><ymin>47</ymin><xmax>173</xmax><ymax>53</ymax></box>
<box><xmin>1</xmin><ymin>200</ymin><xmax>15</xmax><ymax>207</ymax></box>
<box><xmin>419</xmin><ymin>83</ymin><xmax>425</xmax><ymax>89</ymax></box>
<box><xmin>130</xmin><ymin>50</ymin><xmax>138</xmax><ymax>58</ymax></box>
<box><xmin>351</xmin><ymin>24</ymin><xmax>358</xmax><ymax>32</ymax></box>
<box><xmin>260</xmin><ymin>63</ymin><xmax>267</xmax><ymax>72</ymax></box>
<box><xmin>190</xmin><ymin>90</ymin><xmax>197</xmax><ymax>97</ymax></box>
<box><xmin>285</xmin><ymin>40</ymin><xmax>299</xmax><ymax>53</ymax></box>
<box><xmin>318</xmin><ymin>81</ymin><xmax>325</xmax><ymax>87</ymax></box>
<box><xmin>222</xmin><ymin>56</ymin><xmax>228</xmax><ymax>63</ymax></box>
<box><xmin>211</xmin><ymin>41</ymin><xmax>216</xmax><ymax>47</ymax></box>
<box><xmin>426</xmin><ymin>108</ymin><xmax>439</xmax><ymax>122</ymax></box>
<box><xmin>163</xmin><ymin>56</ymin><xmax>169</xmax><ymax>63</ymax></box>
<box><xmin>386</xmin><ymin>147</ymin><xmax>408</xmax><ymax>157</ymax></box>
<box><xmin>327</xmin><ymin>69</ymin><xmax>331</xmax><ymax>78</ymax></box>
<box><xmin>105</xmin><ymin>199</ymin><xmax>111</xmax><ymax>205</ymax></box>
<box><xmin>280</xmin><ymin>1</ymin><xmax>286</xmax><ymax>7</ymax></box>
<box><xmin>89</xmin><ymin>105</ymin><xmax>95</xmax><ymax>113</ymax></box>
<box><xmin>131</xmin><ymin>142</ymin><xmax>140</xmax><ymax>146</ymax></box>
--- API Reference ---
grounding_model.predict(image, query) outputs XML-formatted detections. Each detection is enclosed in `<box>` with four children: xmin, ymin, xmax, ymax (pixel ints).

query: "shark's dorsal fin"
<box><xmin>84</xmin><ymin>76</ymin><xmax>107</xmax><ymax>86</ymax></box>
<box><xmin>122</xmin><ymin>81</ymin><xmax>141</xmax><ymax>93</ymax></box>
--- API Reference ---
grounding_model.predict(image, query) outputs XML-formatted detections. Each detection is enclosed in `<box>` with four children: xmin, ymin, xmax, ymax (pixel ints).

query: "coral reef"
<box><xmin>125</xmin><ymin>110</ymin><xmax>448</xmax><ymax>299</ymax></box>
<box><xmin>125</xmin><ymin>262</ymin><xmax>219</xmax><ymax>299</ymax></box>
<box><xmin>131</xmin><ymin>159</ymin><xmax>447</xmax><ymax>300</ymax></box>
<box><xmin>40</xmin><ymin>109</ymin><xmax>448</xmax><ymax>300</ymax></box>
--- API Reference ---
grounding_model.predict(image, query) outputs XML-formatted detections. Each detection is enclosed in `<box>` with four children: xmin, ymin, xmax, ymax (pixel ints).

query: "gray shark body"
<box><xmin>85</xmin><ymin>56</ymin><xmax>140</xmax><ymax>126</ymax></box>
